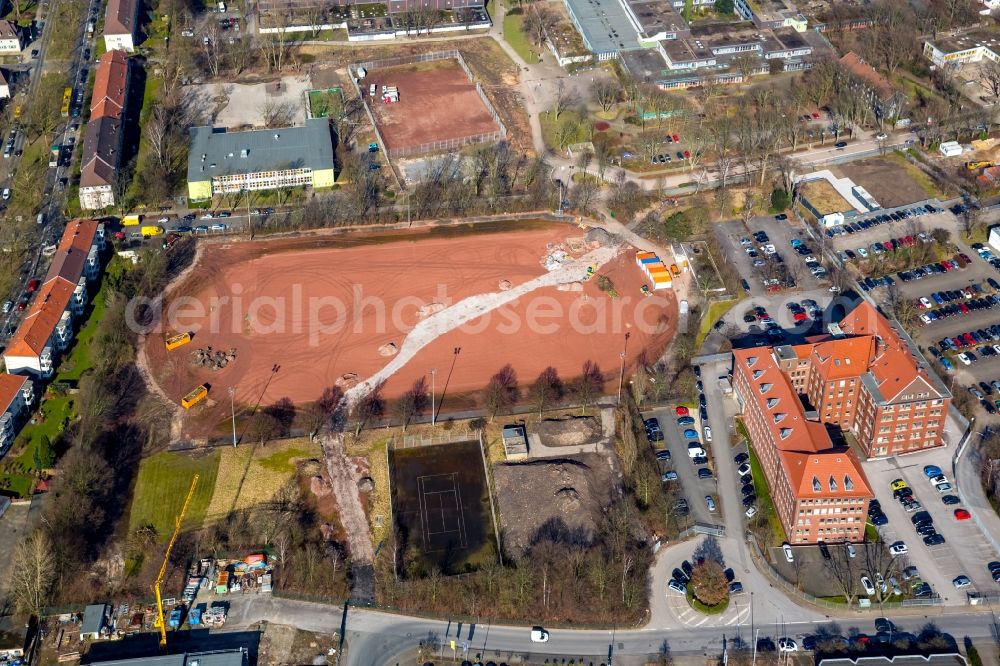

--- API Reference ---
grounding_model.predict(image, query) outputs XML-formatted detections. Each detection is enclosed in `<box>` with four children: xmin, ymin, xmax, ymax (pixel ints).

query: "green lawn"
<box><xmin>695</xmin><ymin>298</ymin><xmax>737</xmax><ymax>348</ymax></box>
<box><xmin>54</xmin><ymin>287</ymin><xmax>107</xmax><ymax>383</ymax></box>
<box><xmin>307</xmin><ymin>88</ymin><xmax>344</xmax><ymax>119</ymax></box>
<box><xmin>747</xmin><ymin>445</ymin><xmax>787</xmax><ymax>546</ymax></box>
<box><xmin>128</xmin><ymin>450</ymin><xmax>221</xmax><ymax>538</ymax></box>
<box><xmin>539</xmin><ymin>110</ymin><xmax>588</xmax><ymax>152</ymax></box>
<box><xmin>865</xmin><ymin>522</ymin><xmax>880</xmax><ymax>542</ymax></box>
<box><xmin>502</xmin><ymin>13</ymin><xmax>539</xmax><ymax>65</ymax></box>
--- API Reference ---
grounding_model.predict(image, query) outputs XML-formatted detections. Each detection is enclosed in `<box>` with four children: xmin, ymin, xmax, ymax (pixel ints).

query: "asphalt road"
<box><xmin>220</xmin><ymin>593</ymin><xmax>1000</xmax><ymax>665</ymax></box>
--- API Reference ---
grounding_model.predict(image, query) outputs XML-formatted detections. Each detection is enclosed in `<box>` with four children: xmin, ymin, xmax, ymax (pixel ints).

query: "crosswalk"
<box><xmin>664</xmin><ymin>590</ymin><xmax>753</xmax><ymax>627</ymax></box>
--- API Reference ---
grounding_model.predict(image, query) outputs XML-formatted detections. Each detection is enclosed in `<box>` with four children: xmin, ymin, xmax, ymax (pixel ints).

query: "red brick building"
<box><xmin>732</xmin><ymin>302</ymin><xmax>951</xmax><ymax>544</ymax></box>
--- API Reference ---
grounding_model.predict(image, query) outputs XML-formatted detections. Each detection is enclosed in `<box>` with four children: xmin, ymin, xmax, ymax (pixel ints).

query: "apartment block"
<box><xmin>3</xmin><ymin>220</ymin><xmax>106</xmax><ymax>378</ymax></box>
<box><xmin>0</xmin><ymin>375</ymin><xmax>34</xmax><ymax>455</ymax></box>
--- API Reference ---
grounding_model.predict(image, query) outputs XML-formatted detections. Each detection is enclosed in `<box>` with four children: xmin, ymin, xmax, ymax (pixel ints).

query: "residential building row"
<box><xmin>79</xmin><ymin>50</ymin><xmax>130</xmax><ymax>211</ymax></box>
<box><xmin>186</xmin><ymin>118</ymin><xmax>335</xmax><ymax>200</ymax></box>
<box><xmin>732</xmin><ymin>302</ymin><xmax>951</xmax><ymax>544</ymax></box>
<box><xmin>104</xmin><ymin>0</ymin><xmax>138</xmax><ymax>52</ymax></box>
<box><xmin>4</xmin><ymin>219</ymin><xmax>106</xmax><ymax>378</ymax></box>
<box><xmin>0</xmin><ymin>220</ymin><xmax>106</xmax><ymax>461</ymax></box>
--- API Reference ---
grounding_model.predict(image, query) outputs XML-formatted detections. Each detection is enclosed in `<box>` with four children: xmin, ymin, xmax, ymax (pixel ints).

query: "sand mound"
<box><xmin>310</xmin><ymin>475</ymin><xmax>332</xmax><ymax>498</ymax></box>
<box><xmin>335</xmin><ymin>373</ymin><xmax>359</xmax><ymax>389</ymax></box>
<box><xmin>535</xmin><ymin>415</ymin><xmax>602</xmax><ymax>447</ymax></box>
<box><xmin>498</xmin><ymin>279</ymin><xmax>512</xmax><ymax>290</ymax></box>
<box><xmin>417</xmin><ymin>302</ymin><xmax>446</xmax><ymax>319</ymax></box>
<box><xmin>557</xmin><ymin>282</ymin><xmax>584</xmax><ymax>292</ymax></box>
<box><xmin>493</xmin><ymin>454</ymin><xmax>614</xmax><ymax>560</ymax></box>
<box><xmin>378</xmin><ymin>342</ymin><xmax>398</xmax><ymax>357</ymax></box>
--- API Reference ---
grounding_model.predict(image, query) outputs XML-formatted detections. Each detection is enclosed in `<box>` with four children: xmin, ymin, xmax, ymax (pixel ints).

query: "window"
<box><xmin>753</xmin><ymin>369</ymin><xmax>764</xmax><ymax>379</ymax></box>
<box><xmin>828</xmin><ymin>475</ymin><xmax>838</xmax><ymax>491</ymax></box>
<box><xmin>780</xmin><ymin>427</ymin><xmax>792</xmax><ymax>439</ymax></box>
<box><xmin>813</xmin><ymin>476</ymin><xmax>821</xmax><ymax>492</ymax></box>
<box><xmin>844</xmin><ymin>475</ymin><xmax>854</xmax><ymax>491</ymax></box>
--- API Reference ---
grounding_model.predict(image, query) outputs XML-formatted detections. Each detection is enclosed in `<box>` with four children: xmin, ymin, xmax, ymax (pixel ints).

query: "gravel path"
<box><xmin>344</xmin><ymin>242</ymin><xmax>622</xmax><ymax>408</ymax></box>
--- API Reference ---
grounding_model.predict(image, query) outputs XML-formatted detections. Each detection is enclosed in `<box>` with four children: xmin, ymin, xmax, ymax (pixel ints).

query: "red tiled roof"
<box><xmin>809</xmin><ymin>336</ymin><xmax>874</xmax><ymax>381</ymax></box>
<box><xmin>0</xmin><ymin>374</ymin><xmax>27</xmax><ymax>417</ymax></box>
<box><xmin>781</xmin><ymin>447</ymin><xmax>873</xmax><ymax>498</ymax></box>
<box><xmin>91</xmin><ymin>50</ymin><xmax>129</xmax><ymax>120</ymax></box>
<box><xmin>840</xmin><ymin>51</ymin><xmax>895</xmax><ymax>101</ymax></box>
<box><xmin>104</xmin><ymin>0</ymin><xmax>137</xmax><ymax>36</ymax></box>
<box><xmin>838</xmin><ymin>301</ymin><xmax>941</xmax><ymax>402</ymax></box>
<box><xmin>5</xmin><ymin>220</ymin><xmax>99</xmax><ymax>359</ymax></box>
<box><xmin>733</xmin><ymin>347</ymin><xmax>828</xmax><ymax>453</ymax></box>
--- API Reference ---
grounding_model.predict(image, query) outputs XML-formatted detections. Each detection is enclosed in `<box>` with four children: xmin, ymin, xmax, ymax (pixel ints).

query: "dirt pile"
<box><xmin>417</xmin><ymin>302</ymin><xmax>446</xmax><ymax>319</ymax></box>
<box><xmin>378</xmin><ymin>342</ymin><xmax>398</xmax><ymax>357</ymax></box>
<box><xmin>493</xmin><ymin>453</ymin><xmax>613</xmax><ymax>560</ymax></box>
<box><xmin>535</xmin><ymin>415</ymin><xmax>601</xmax><ymax>447</ymax></box>
<box><xmin>190</xmin><ymin>346</ymin><xmax>237</xmax><ymax>370</ymax></box>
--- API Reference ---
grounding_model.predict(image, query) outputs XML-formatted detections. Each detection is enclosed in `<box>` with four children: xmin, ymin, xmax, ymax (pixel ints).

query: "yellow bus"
<box><xmin>60</xmin><ymin>88</ymin><xmax>71</xmax><ymax>117</ymax></box>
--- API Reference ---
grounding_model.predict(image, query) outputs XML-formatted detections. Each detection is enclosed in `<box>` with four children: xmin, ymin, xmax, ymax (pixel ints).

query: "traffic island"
<box><xmin>685</xmin><ymin>557</ymin><xmax>731</xmax><ymax>614</ymax></box>
<box><xmin>686</xmin><ymin>586</ymin><xmax>729</xmax><ymax>615</ymax></box>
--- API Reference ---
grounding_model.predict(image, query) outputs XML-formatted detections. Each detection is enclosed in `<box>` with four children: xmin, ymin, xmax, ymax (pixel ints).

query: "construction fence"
<box><xmin>351</xmin><ymin>50</ymin><xmax>507</xmax><ymax>159</ymax></box>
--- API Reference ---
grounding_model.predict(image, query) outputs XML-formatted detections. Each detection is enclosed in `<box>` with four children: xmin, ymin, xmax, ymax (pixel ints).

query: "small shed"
<box><xmin>501</xmin><ymin>424</ymin><xmax>529</xmax><ymax>460</ymax></box>
<box><xmin>80</xmin><ymin>603</ymin><xmax>109</xmax><ymax>641</ymax></box>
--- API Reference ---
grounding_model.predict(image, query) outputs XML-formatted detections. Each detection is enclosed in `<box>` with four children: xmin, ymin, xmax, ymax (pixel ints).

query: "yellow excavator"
<box><xmin>154</xmin><ymin>475</ymin><xmax>199</xmax><ymax>649</ymax></box>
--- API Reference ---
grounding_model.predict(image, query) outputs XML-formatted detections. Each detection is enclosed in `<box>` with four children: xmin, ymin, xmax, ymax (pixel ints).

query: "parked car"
<box><xmin>782</xmin><ymin>543</ymin><xmax>794</xmax><ymax>562</ymax></box>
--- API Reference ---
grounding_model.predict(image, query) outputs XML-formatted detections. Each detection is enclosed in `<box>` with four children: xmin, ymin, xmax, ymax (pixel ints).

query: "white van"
<box><xmin>687</xmin><ymin>446</ymin><xmax>706</xmax><ymax>458</ymax></box>
<box><xmin>530</xmin><ymin>627</ymin><xmax>549</xmax><ymax>643</ymax></box>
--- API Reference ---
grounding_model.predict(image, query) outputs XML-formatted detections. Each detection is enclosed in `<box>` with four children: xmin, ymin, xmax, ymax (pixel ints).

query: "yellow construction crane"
<box><xmin>154</xmin><ymin>475</ymin><xmax>199</xmax><ymax>650</ymax></box>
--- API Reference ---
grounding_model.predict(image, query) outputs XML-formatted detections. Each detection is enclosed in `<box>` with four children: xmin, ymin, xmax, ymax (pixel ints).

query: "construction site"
<box><xmin>140</xmin><ymin>220</ymin><xmax>678</xmax><ymax>442</ymax></box>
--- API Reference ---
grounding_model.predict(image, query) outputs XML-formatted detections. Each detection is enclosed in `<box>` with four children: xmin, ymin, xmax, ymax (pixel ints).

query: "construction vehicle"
<box><xmin>181</xmin><ymin>384</ymin><xmax>208</xmax><ymax>409</ymax></box>
<box><xmin>154</xmin><ymin>475</ymin><xmax>199</xmax><ymax>649</ymax></box>
<box><xmin>141</xmin><ymin>225</ymin><xmax>164</xmax><ymax>237</ymax></box>
<box><xmin>122</xmin><ymin>214</ymin><xmax>142</xmax><ymax>226</ymax></box>
<box><xmin>165</xmin><ymin>332</ymin><xmax>192</xmax><ymax>351</ymax></box>
<box><xmin>966</xmin><ymin>160</ymin><xmax>994</xmax><ymax>171</ymax></box>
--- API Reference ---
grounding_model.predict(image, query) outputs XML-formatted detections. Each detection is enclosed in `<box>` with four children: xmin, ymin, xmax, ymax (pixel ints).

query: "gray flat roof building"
<box><xmin>187</xmin><ymin>118</ymin><xmax>336</xmax><ymax>199</ymax></box>
<box><xmin>563</xmin><ymin>0</ymin><xmax>643</xmax><ymax>58</ymax></box>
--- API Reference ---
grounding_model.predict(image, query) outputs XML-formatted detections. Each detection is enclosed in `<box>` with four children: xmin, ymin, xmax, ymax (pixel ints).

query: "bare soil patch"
<box><xmin>369</xmin><ymin>59</ymin><xmax>500</xmax><ymax>154</ymax></box>
<box><xmin>534</xmin><ymin>415</ymin><xmax>601</xmax><ymax>447</ymax></box>
<box><xmin>493</xmin><ymin>452</ymin><xmax>616</xmax><ymax>560</ymax></box>
<box><xmin>834</xmin><ymin>159</ymin><xmax>930</xmax><ymax>209</ymax></box>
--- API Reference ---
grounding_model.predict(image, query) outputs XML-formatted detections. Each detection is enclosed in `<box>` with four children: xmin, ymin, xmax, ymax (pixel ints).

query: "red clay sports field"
<box><xmin>144</xmin><ymin>223</ymin><xmax>676</xmax><ymax>433</ymax></box>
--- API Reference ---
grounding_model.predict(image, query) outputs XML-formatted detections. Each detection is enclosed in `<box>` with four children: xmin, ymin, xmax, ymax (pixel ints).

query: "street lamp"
<box><xmin>617</xmin><ymin>332</ymin><xmax>631</xmax><ymax>403</ymax></box>
<box><xmin>228</xmin><ymin>386</ymin><xmax>237</xmax><ymax>447</ymax></box>
<box><xmin>430</xmin><ymin>368</ymin><xmax>437</xmax><ymax>426</ymax></box>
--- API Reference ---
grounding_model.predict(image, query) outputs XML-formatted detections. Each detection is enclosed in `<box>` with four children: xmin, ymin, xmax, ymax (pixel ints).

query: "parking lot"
<box><xmin>881</xmin><ymin>239</ymin><xmax>1000</xmax><ymax>421</ymax></box>
<box><xmin>713</xmin><ymin>216</ymin><xmax>827</xmax><ymax>298</ymax></box>
<box><xmin>643</xmin><ymin>404</ymin><xmax>719</xmax><ymax>527</ymax></box>
<box><xmin>864</xmin><ymin>451</ymin><xmax>999</xmax><ymax>602</ymax></box>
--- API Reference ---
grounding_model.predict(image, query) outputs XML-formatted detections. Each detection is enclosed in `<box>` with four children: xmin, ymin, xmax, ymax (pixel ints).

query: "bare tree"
<box><xmin>259</xmin><ymin>99</ymin><xmax>298</xmax><ymax>128</ymax></box>
<box><xmin>574</xmin><ymin>360</ymin><xmax>604</xmax><ymax>415</ymax></box>
<box><xmin>395</xmin><ymin>377</ymin><xmax>429</xmax><ymax>431</ymax></box>
<box><xmin>592</xmin><ymin>79</ymin><xmax>619</xmax><ymax>113</ymax></box>
<box><xmin>9</xmin><ymin>529</ymin><xmax>54</xmax><ymax>617</ymax></box>
<box><xmin>823</xmin><ymin>544</ymin><xmax>858</xmax><ymax>605</ymax></box>
<box><xmin>531</xmin><ymin>366</ymin><xmax>564</xmax><ymax>416</ymax></box>
<box><xmin>551</xmin><ymin>80</ymin><xmax>578</xmax><ymax>121</ymax></box>
<box><xmin>485</xmin><ymin>364</ymin><xmax>519</xmax><ymax>421</ymax></box>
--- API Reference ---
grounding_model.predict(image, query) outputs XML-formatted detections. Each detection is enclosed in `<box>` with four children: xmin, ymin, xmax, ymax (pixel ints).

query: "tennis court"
<box><xmin>389</xmin><ymin>439</ymin><xmax>494</xmax><ymax>575</ymax></box>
